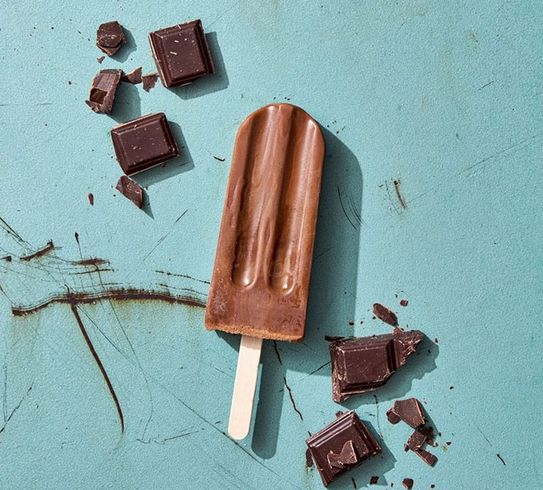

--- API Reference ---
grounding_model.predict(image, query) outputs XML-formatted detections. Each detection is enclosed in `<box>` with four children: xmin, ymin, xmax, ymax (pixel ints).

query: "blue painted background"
<box><xmin>1</xmin><ymin>1</ymin><xmax>542</xmax><ymax>488</ymax></box>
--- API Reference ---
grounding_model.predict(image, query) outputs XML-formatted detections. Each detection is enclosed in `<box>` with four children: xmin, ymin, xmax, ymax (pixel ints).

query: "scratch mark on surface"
<box><xmin>478</xmin><ymin>80</ymin><xmax>495</xmax><ymax>91</ymax></box>
<box><xmin>0</xmin><ymin>384</ymin><xmax>33</xmax><ymax>435</ymax></box>
<box><xmin>351</xmin><ymin>477</ymin><xmax>357</xmax><ymax>489</ymax></box>
<box><xmin>20</xmin><ymin>240</ymin><xmax>55</xmax><ymax>261</ymax></box>
<box><xmin>308</xmin><ymin>361</ymin><xmax>331</xmax><ymax>377</ymax></box>
<box><xmin>473</xmin><ymin>423</ymin><xmax>493</xmax><ymax>447</ymax></box>
<box><xmin>384</xmin><ymin>180</ymin><xmax>402</xmax><ymax>215</ymax></box>
<box><xmin>136</xmin><ymin>430</ymin><xmax>198</xmax><ymax>444</ymax></box>
<box><xmin>208</xmin><ymin>0</ymin><xmax>242</xmax><ymax>28</ymax></box>
<box><xmin>272</xmin><ymin>341</ymin><xmax>283</xmax><ymax>365</ymax></box>
<box><xmin>11</xmin><ymin>288</ymin><xmax>206</xmax><ymax>316</ymax></box>
<box><xmin>373</xmin><ymin>394</ymin><xmax>382</xmax><ymax>436</ymax></box>
<box><xmin>496</xmin><ymin>453</ymin><xmax>506</xmax><ymax>465</ymax></box>
<box><xmin>283</xmin><ymin>375</ymin><xmax>304</xmax><ymax>422</ymax></box>
<box><xmin>74</xmin><ymin>232</ymin><xmax>83</xmax><ymax>259</ymax></box>
<box><xmin>337</xmin><ymin>186</ymin><xmax>358</xmax><ymax>229</ymax></box>
<box><xmin>155</xmin><ymin>270</ymin><xmax>210</xmax><ymax>285</ymax></box>
<box><xmin>69</xmin><ymin>302</ymin><xmax>124</xmax><ymax>433</ymax></box>
<box><xmin>143</xmin><ymin>209</ymin><xmax>188</xmax><ymax>261</ymax></box>
<box><xmin>393</xmin><ymin>179</ymin><xmax>407</xmax><ymax>209</ymax></box>
<box><xmin>0</xmin><ymin>216</ymin><xmax>30</xmax><ymax>247</ymax></box>
<box><xmin>314</xmin><ymin>247</ymin><xmax>331</xmax><ymax>261</ymax></box>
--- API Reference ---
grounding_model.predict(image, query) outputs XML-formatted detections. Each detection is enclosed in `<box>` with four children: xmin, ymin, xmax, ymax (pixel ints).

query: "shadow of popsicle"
<box><xmin>252</xmin><ymin>129</ymin><xmax>363</xmax><ymax>458</ymax></box>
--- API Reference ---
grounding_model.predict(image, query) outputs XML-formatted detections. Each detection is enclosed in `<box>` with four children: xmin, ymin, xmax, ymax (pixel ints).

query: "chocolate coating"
<box><xmin>205</xmin><ymin>104</ymin><xmax>325</xmax><ymax>341</ymax></box>
<box><xmin>306</xmin><ymin>411</ymin><xmax>381</xmax><ymax>486</ymax></box>
<box><xmin>330</xmin><ymin>331</ymin><xmax>424</xmax><ymax>402</ymax></box>
<box><xmin>111</xmin><ymin>113</ymin><xmax>179</xmax><ymax>175</ymax></box>
<box><xmin>149</xmin><ymin>20</ymin><xmax>214</xmax><ymax>87</ymax></box>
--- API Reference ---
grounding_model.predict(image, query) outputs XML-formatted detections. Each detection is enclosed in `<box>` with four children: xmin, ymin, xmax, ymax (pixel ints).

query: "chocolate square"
<box><xmin>111</xmin><ymin>113</ymin><xmax>179</xmax><ymax>175</ymax></box>
<box><xmin>149</xmin><ymin>20</ymin><xmax>214</xmax><ymax>87</ymax></box>
<box><xmin>306</xmin><ymin>411</ymin><xmax>381</xmax><ymax>486</ymax></box>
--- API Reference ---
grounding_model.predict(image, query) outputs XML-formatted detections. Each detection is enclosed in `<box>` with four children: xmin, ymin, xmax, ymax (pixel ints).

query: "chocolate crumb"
<box><xmin>142</xmin><ymin>73</ymin><xmax>158</xmax><ymax>92</ymax></box>
<box><xmin>400</xmin><ymin>299</ymin><xmax>409</xmax><ymax>307</ymax></box>
<box><xmin>402</xmin><ymin>478</ymin><xmax>414</xmax><ymax>489</ymax></box>
<box><xmin>449</xmin><ymin>386</ymin><xmax>454</xmax><ymax>390</ymax></box>
<box><xmin>430</xmin><ymin>485</ymin><xmax>435</xmax><ymax>489</ymax></box>
<box><xmin>496</xmin><ymin>453</ymin><xmax>506</xmax><ymax>465</ymax></box>
<box><xmin>213</xmin><ymin>155</ymin><xmax>226</xmax><ymax>162</ymax></box>
<box><xmin>373</xmin><ymin>303</ymin><xmax>398</xmax><ymax>326</ymax></box>
<box><xmin>348</xmin><ymin>321</ymin><xmax>354</xmax><ymax>326</ymax></box>
<box><xmin>370</xmin><ymin>476</ymin><xmax>379</xmax><ymax>484</ymax></box>
<box><xmin>305</xmin><ymin>448</ymin><xmax>314</xmax><ymax>468</ymax></box>
<box><xmin>68</xmin><ymin>80</ymin><xmax>72</xmax><ymax>85</ymax></box>
<box><xmin>97</xmin><ymin>56</ymin><xmax>105</xmax><ymax>64</ymax></box>
<box><xmin>87</xmin><ymin>193</ymin><xmax>94</xmax><ymax>206</ymax></box>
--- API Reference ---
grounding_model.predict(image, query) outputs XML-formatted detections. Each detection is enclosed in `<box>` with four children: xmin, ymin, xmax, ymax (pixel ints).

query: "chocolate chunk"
<box><xmin>115</xmin><ymin>176</ymin><xmax>144</xmax><ymax>208</ymax></box>
<box><xmin>402</xmin><ymin>478</ymin><xmax>414</xmax><ymax>489</ymax></box>
<box><xmin>88</xmin><ymin>193</ymin><xmax>94</xmax><ymax>206</ymax></box>
<box><xmin>404</xmin><ymin>428</ymin><xmax>428</xmax><ymax>451</ymax></box>
<box><xmin>142</xmin><ymin>73</ymin><xmax>158</xmax><ymax>92</ymax></box>
<box><xmin>413</xmin><ymin>447</ymin><xmax>437</xmax><ymax>466</ymax></box>
<box><xmin>122</xmin><ymin>67</ymin><xmax>142</xmax><ymax>84</ymax></box>
<box><xmin>386</xmin><ymin>398</ymin><xmax>426</xmax><ymax>429</ymax></box>
<box><xmin>373</xmin><ymin>303</ymin><xmax>398</xmax><ymax>326</ymax></box>
<box><xmin>149</xmin><ymin>20</ymin><xmax>214</xmax><ymax>87</ymax></box>
<box><xmin>330</xmin><ymin>331</ymin><xmax>424</xmax><ymax>402</ymax></box>
<box><xmin>85</xmin><ymin>69</ymin><xmax>122</xmax><ymax>113</ymax></box>
<box><xmin>111</xmin><ymin>113</ymin><xmax>179</xmax><ymax>175</ymax></box>
<box><xmin>370</xmin><ymin>476</ymin><xmax>379</xmax><ymax>484</ymax></box>
<box><xmin>96</xmin><ymin>21</ymin><xmax>126</xmax><ymax>56</ymax></box>
<box><xmin>306</xmin><ymin>411</ymin><xmax>381</xmax><ymax>486</ymax></box>
<box><xmin>400</xmin><ymin>299</ymin><xmax>409</xmax><ymax>307</ymax></box>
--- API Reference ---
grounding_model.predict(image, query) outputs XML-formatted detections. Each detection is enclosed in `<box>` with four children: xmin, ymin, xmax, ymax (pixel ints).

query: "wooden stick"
<box><xmin>228</xmin><ymin>335</ymin><xmax>263</xmax><ymax>440</ymax></box>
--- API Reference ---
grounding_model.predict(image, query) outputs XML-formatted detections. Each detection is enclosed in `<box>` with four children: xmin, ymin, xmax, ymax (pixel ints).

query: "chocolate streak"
<box><xmin>11</xmin><ymin>288</ymin><xmax>205</xmax><ymax>317</ymax></box>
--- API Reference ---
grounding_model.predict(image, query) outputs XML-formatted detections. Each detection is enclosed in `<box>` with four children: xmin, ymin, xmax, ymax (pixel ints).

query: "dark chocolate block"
<box><xmin>330</xmin><ymin>331</ymin><xmax>424</xmax><ymax>402</ymax></box>
<box><xmin>115</xmin><ymin>176</ymin><xmax>144</xmax><ymax>208</ymax></box>
<box><xmin>86</xmin><ymin>69</ymin><xmax>122</xmax><ymax>113</ymax></box>
<box><xmin>306</xmin><ymin>411</ymin><xmax>381</xmax><ymax>486</ymax></box>
<box><xmin>149</xmin><ymin>20</ymin><xmax>214</xmax><ymax>87</ymax></box>
<box><xmin>96</xmin><ymin>21</ymin><xmax>126</xmax><ymax>56</ymax></box>
<box><xmin>111</xmin><ymin>113</ymin><xmax>179</xmax><ymax>175</ymax></box>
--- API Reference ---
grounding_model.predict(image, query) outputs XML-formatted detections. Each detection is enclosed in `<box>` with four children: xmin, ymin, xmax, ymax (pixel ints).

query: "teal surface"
<box><xmin>1</xmin><ymin>1</ymin><xmax>542</xmax><ymax>488</ymax></box>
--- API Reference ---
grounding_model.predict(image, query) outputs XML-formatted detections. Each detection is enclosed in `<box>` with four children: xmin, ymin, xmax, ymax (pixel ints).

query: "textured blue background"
<box><xmin>1</xmin><ymin>1</ymin><xmax>542</xmax><ymax>488</ymax></box>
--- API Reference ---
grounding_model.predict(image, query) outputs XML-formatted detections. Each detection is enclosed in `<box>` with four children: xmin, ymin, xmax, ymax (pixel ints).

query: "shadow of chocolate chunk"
<box><xmin>86</xmin><ymin>69</ymin><xmax>122</xmax><ymax>113</ymax></box>
<box><xmin>386</xmin><ymin>398</ymin><xmax>426</xmax><ymax>429</ymax></box>
<box><xmin>306</xmin><ymin>411</ymin><xmax>381</xmax><ymax>486</ymax></box>
<box><xmin>97</xmin><ymin>21</ymin><xmax>126</xmax><ymax>56</ymax></box>
<box><xmin>149</xmin><ymin>19</ymin><xmax>214</xmax><ymax>87</ymax></box>
<box><xmin>330</xmin><ymin>331</ymin><xmax>424</xmax><ymax>402</ymax></box>
<box><xmin>373</xmin><ymin>303</ymin><xmax>398</xmax><ymax>326</ymax></box>
<box><xmin>115</xmin><ymin>176</ymin><xmax>143</xmax><ymax>208</ymax></box>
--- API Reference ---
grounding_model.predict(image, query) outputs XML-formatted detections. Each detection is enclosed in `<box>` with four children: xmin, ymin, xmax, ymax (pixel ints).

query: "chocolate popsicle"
<box><xmin>205</xmin><ymin>103</ymin><xmax>325</xmax><ymax>438</ymax></box>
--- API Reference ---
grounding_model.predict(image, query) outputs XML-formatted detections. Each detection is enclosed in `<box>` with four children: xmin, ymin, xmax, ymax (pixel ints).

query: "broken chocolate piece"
<box><xmin>330</xmin><ymin>331</ymin><xmax>424</xmax><ymax>402</ymax></box>
<box><xmin>306</xmin><ymin>411</ymin><xmax>381</xmax><ymax>486</ymax></box>
<box><xmin>149</xmin><ymin>19</ymin><xmax>214</xmax><ymax>87</ymax></box>
<box><xmin>122</xmin><ymin>67</ymin><xmax>142</xmax><ymax>84</ymax></box>
<box><xmin>142</xmin><ymin>73</ymin><xmax>158</xmax><ymax>92</ymax></box>
<box><xmin>327</xmin><ymin>440</ymin><xmax>358</xmax><ymax>469</ymax></box>
<box><xmin>88</xmin><ymin>193</ymin><xmax>94</xmax><ymax>206</ymax></box>
<box><xmin>97</xmin><ymin>55</ymin><xmax>105</xmax><ymax>64</ymax></box>
<box><xmin>85</xmin><ymin>69</ymin><xmax>122</xmax><ymax>113</ymax></box>
<box><xmin>400</xmin><ymin>299</ymin><xmax>409</xmax><ymax>307</ymax></box>
<box><xmin>413</xmin><ymin>447</ymin><xmax>437</xmax><ymax>466</ymax></box>
<box><xmin>386</xmin><ymin>398</ymin><xmax>426</xmax><ymax>429</ymax></box>
<box><xmin>404</xmin><ymin>428</ymin><xmax>428</xmax><ymax>451</ymax></box>
<box><xmin>115</xmin><ymin>176</ymin><xmax>144</xmax><ymax>208</ymax></box>
<box><xmin>373</xmin><ymin>303</ymin><xmax>398</xmax><ymax>326</ymax></box>
<box><xmin>305</xmin><ymin>448</ymin><xmax>314</xmax><ymax>468</ymax></box>
<box><xmin>111</xmin><ymin>113</ymin><xmax>179</xmax><ymax>175</ymax></box>
<box><xmin>402</xmin><ymin>478</ymin><xmax>414</xmax><ymax>489</ymax></box>
<box><xmin>96</xmin><ymin>21</ymin><xmax>126</xmax><ymax>56</ymax></box>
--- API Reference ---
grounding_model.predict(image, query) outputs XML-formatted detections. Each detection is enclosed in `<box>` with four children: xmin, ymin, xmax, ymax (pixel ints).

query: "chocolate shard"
<box><xmin>386</xmin><ymin>398</ymin><xmax>426</xmax><ymax>429</ymax></box>
<box><xmin>306</xmin><ymin>411</ymin><xmax>381</xmax><ymax>486</ymax></box>
<box><xmin>413</xmin><ymin>447</ymin><xmax>438</xmax><ymax>466</ymax></box>
<box><xmin>121</xmin><ymin>67</ymin><xmax>142</xmax><ymax>84</ymax></box>
<box><xmin>404</xmin><ymin>428</ymin><xmax>428</xmax><ymax>451</ymax></box>
<box><xmin>149</xmin><ymin>19</ymin><xmax>214</xmax><ymax>87</ymax></box>
<box><xmin>402</xmin><ymin>478</ymin><xmax>414</xmax><ymax>489</ymax></box>
<box><xmin>115</xmin><ymin>176</ymin><xmax>144</xmax><ymax>208</ymax></box>
<box><xmin>86</xmin><ymin>69</ymin><xmax>122</xmax><ymax>113</ymax></box>
<box><xmin>96</xmin><ymin>21</ymin><xmax>126</xmax><ymax>56</ymax></box>
<box><xmin>373</xmin><ymin>303</ymin><xmax>398</xmax><ymax>326</ymax></box>
<box><xmin>142</xmin><ymin>73</ymin><xmax>158</xmax><ymax>92</ymax></box>
<box><xmin>330</xmin><ymin>331</ymin><xmax>424</xmax><ymax>402</ymax></box>
<box><xmin>111</xmin><ymin>113</ymin><xmax>179</xmax><ymax>175</ymax></box>
<box><xmin>327</xmin><ymin>440</ymin><xmax>358</xmax><ymax>469</ymax></box>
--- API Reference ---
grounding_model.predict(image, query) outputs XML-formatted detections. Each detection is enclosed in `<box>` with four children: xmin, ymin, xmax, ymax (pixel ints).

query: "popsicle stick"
<box><xmin>228</xmin><ymin>335</ymin><xmax>263</xmax><ymax>440</ymax></box>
